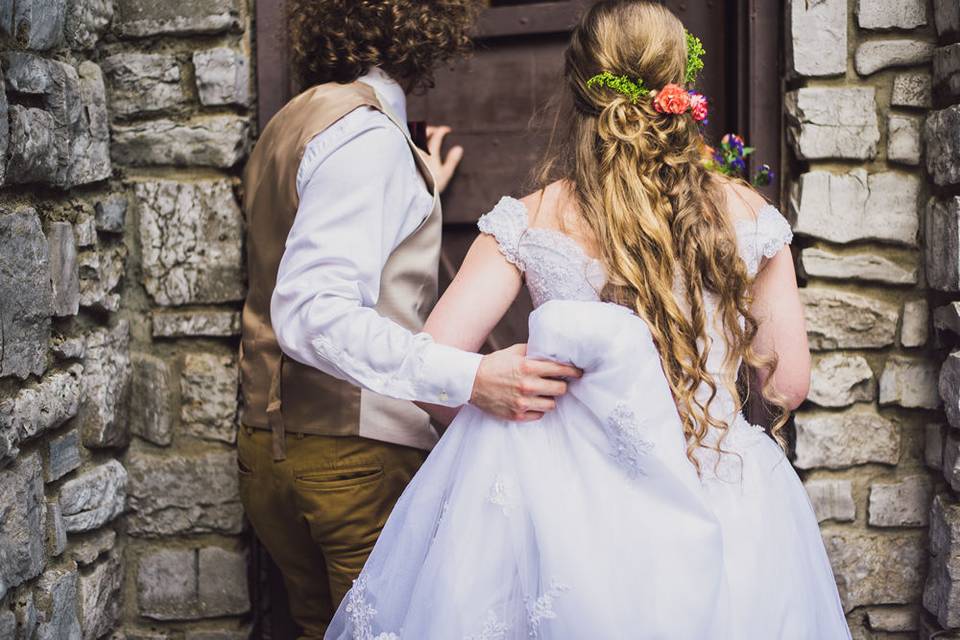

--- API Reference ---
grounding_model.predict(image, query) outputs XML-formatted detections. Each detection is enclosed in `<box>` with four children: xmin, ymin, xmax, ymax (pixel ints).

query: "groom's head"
<box><xmin>289</xmin><ymin>0</ymin><xmax>483</xmax><ymax>92</ymax></box>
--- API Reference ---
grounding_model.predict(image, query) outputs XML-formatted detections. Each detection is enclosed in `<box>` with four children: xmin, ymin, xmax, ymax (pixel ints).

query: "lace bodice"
<box><xmin>478</xmin><ymin>197</ymin><xmax>608</xmax><ymax>307</ymax></box>
<box><xmin>477</xmin><ymin>195</ymin><xmax>792</xmax><ymax>309</ymax></box>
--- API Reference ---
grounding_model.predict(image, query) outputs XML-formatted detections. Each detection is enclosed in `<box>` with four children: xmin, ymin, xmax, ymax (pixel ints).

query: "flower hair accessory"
<box><xmin>585</xmin><ymin>29</ymin><xmax>709</xmax><ymax>122</ymax></box>
<box><xmin>586</xmin><ymin>71</ymin><xmax>650</xmax><ymax>104</ymax></box>
<box><xmin>685</xmin><ymin>31</ymin><xmax>705</xmax><ymax>84</ymax></box>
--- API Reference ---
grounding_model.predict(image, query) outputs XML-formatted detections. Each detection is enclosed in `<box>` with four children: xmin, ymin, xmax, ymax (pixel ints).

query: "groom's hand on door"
<box><xmin>424</xmin><ymin>125</ymin><xmax>464</xmax><ymax>193</ymax></box>
<box><xmin>470</xmin><ymin>344</ymin><xmax>582</xmax><ymax>422</ymax></box>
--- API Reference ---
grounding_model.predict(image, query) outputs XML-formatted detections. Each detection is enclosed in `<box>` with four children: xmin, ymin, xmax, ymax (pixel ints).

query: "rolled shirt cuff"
<box><xmin>420</xmin><ymin>342</ymin><xmax>483</xmax><ymax>407</ymax></box>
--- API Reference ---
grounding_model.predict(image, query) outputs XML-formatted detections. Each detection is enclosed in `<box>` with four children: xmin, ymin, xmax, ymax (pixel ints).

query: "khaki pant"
<box><xmin>237</xmin><ymin>426</ymin><xmax>425</xmax><ymax>639</ymax></box>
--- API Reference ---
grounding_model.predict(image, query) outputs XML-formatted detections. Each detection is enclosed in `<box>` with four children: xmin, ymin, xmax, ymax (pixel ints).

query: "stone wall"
<box><xmin>3</xmin><ymin>0</ymin><xmax>960</xmax><ymax>638</ymax></box>
<box><xmin>787</xmin><ymin>0</ymin><xmax>959</xmax><ymax>636</ymax></box>
<box><xmin>0</xmin><ymin>0</ymin><xmax>255</xmax><ymax>638</ymax></box>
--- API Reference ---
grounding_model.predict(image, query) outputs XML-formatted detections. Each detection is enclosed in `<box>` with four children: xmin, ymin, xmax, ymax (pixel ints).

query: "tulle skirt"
<box><xmin>325</xmin><ymin>301</ymin><xmax>851</xmax><ymax>639</ymax></box>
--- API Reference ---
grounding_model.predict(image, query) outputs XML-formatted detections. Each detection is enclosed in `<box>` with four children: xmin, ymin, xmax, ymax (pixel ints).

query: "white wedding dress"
<box><xmin>325</xmin><ymin>196</ymin><xmax>851</xmax><ymax>640</ymax></box>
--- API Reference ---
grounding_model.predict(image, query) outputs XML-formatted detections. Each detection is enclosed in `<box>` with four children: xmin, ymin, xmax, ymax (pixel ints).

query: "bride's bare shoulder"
<box><xmin>518</xmin><ymin>180</ymin><xmax>574</xmax><ymax>229</ymax></box>
<box><xmin>713</xmin><ymin>176</ymin><xmax>770</xmax><ymax>225</ymax></box>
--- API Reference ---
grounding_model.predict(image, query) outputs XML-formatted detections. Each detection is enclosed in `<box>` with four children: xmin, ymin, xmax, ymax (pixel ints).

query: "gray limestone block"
<box><xmin>78</xmin><ymin>241</ymin><xmax>126</xmax><ymax>312</ymax></box>
<box><xmin>935</xmin><ymin>0</ymin><xmax>960</xmax><ymax>39</ymax></box>
<box><xmin>136</xmin><ymin>548</ymin><xmax>196</xmax><ymax>620</ymax></box>
<box><xmin>0</xmin><ymin>454</ymin><xmax>46</xmax><ymax>601</ymax></box>
<box><xmin>47</xmin><ymin>221</ymin><xmax>80</xmax><ymax>316</ymax></box>
<box><xmin>78</xmin><ymin>554</ymin><xmax>121</xmax><ymax>639</ymax></box>
<box><xmin>59</xmin><ymin>459</ymin><xmax>128</xmax><ymax>533</ymax></box>
<box><xmin>129</xmin><ymin>352</ymin><xmax>173</xmax><ymax>447</ymax></box>
<box><xmin>197</xmin><ymin>547</ymin><xmax>249</xmax><ymax>617</ymax></box>
<box><xmin>46</xmin><ymin>501</ymin><xmax>66</xmax><ymax>556</ymax></box>
<box><xmin>5</xmin><ymin>105</ymin><xmax>60</xmax><ymax>184</ymax></box>
<box><xmin>0</xmin><ymin>0</ymin><xmax>66</xmax><ymax>50</ymax></box>
<box><xmin>0</xmin><ymin>364</ymin><xmax>83</xmax><ymax>444</ymax></box>
<box><xmin>934</xmin><ymin>44</ymin><xmax>960</xmax><ymax>101</ymax></box>
<box><xmin>180</xmin><ymin>352</ymin><xmax>237</xmax><ymax>444</ymax></box>
<box><xmin>855</xmin><ymin>39</ymin><xmax>935</xmax><ymax>76</ymax></box>
<box><xmin>879</xmin><ymin>355</ymin><xmax>941</xmax><ymax>409</ymax></box>
<box><xmin>33</xmin><ymin>567</ymin><xmax>81</xmax><ymax>640</ymax></box>
<box><xmin>0</xmin><ymin>207</ymin><xmax>52</xmax><ymax>379</ymax></box>
<box><xmin>794</xmin><ymin>409</ymin><xmax>900</xmax><ymax>469</ymax></box>
<box><xmin>926</xmin><ymin>106</ymin><xmax>960</xmax><ymax>186</ymax></box>
<box><xmin>887</xmin><ymin>113</ymin><xmax>922</xmax><ymax>165</ymax></box>
<box><xmin>892</xmin><ymin>71</ymin><xmax>932</xmax><ymax>108</ymax></box>
<box><xmin>926</xmin><ymin>197</ymin><xmax>960</xmax><ymax>290</ymax></box>
<box><xmin>785</xmin><ymin>88</ymin><xmax>879</xmax><ymax>160</ymax></box>
<box><xmin>825</xmin><ymin>531</ymin><xmax>924</xmax><ymax>612</ymax></box>
<box><xmin>924</xmin><ymin>495</ymin><xmax>960</xmax><ymax>627</ymax></box>
<box><xmin>101</xmin><ymin>53</ymin><xmax>186</xmax><ymax>116</ymax></box>
<box><xmin>126</xmin><ymin>450</ymin><xmax>242</xmax><ymax>537</ymax></box>
<box><xmin>135</xmin><ymin>178</ymin><xmax>245</xmax><ymax>305</ymax></box>
<box><xmin>67</xmin><ymin>527</ymin><xmax>115</xmax><ymax>567</ymax></box>
<box><xmin>791</xmin><ymin>169</ymin><xmax>920</xmax><ymax>246</ymax></box>
<box><xmin>67</xmin><ymin>61</ymin><xmax>111</xmax><ymax>188</ymax></box>
<box><xmin>94</xmin><ymin>194</ymin><xmax>127</xmax><ymax>233</ymax></box>
<box><xmin>114</xmin><ymin>0</ymin><xmax>241</xmax><ymax>37</ymax></box>
<box><xmin>800</xmin><ymin>287</ymin><xmax>899</xmax><ymax>350</ymax></box>
<box><xmin>807</xmin><ymin>353</ymin><xmax>876</xmax><ymax>408</ymax></box>
<box><xmin>868</xmin><ymin>475</ymin><xmax>932</xmax><ymax>527</ymax></box>
<box><xmin>787</xmin><ymin>0</ymin><xmax>847</xmax><ymax>77</ymax></box>
<box><xmin>2</xmin><ymin>54</ymin><xmax>110</xmax><ymax>188</ymax></box>
<box><xmin>111</xmin><ymin>115</ymin><xmax>250</xmax><ymax>168</ymax></box>
<box><xmin>803</xmin><ymin>478</ymin><xmax>856</xmax><ymax>523</ymax></box>
<box><xmin>940</xmin><ymin>350</ymin><xmax>960</xmax><ymax>430</ymax></box>
<box><xmin>79</xmin><ymin>321</ymin><xmax>131</xmax><ymax>448</ymax></box>
<box><xmin>151</xmin><ymin>310</ymin><xmax>241</xmax><ymax>338</ymax></box>
<box><xmin>65</xmin><ymin>0</ymin><xmax>113</xmax><ymax>49</ymax></box>
<box><xmin>857</xmin><ymin>0</ymin><xmax>926</xmax><ymax>29</ymax></box>
<box><xmin>47</xmin><ymin>428</ymin><xmax>82</xmax><ymax>482</ymax></box>
<box><xmin>193</xmin><ymin>46</ymin><xmax>250</xmax><ymax>106</ymax></box>
<box><xmin>799</xmin><ymin>247</ymin><xmax>917</xmax><ymax>285</ymax></box>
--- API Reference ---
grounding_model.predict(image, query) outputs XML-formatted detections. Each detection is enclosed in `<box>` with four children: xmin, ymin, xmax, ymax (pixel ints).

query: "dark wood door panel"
<box><xmin>437</xmin><ymin>130</ymin><xmax>550</xmax><ymax>224</ymax></box>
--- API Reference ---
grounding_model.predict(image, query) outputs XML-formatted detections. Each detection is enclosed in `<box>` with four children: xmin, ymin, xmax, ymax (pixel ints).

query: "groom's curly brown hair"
<box><xmin>289</xmin><ymin>0</ymin><xmax>484</xmax><ymax>91</ymax></box>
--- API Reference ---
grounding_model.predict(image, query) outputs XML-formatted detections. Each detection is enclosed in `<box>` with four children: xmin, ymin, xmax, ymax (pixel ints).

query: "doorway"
<box><xmin>250</xmin><ymin>1</ymin><xmax>782</xmax><ymax>636</ymax></box>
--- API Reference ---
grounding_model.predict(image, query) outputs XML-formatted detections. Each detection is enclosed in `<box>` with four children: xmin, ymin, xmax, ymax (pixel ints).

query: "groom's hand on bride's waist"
<box><xmin>469</xmin><ymin>344</ymin><xmax>582</xmax><ymax>422</ymax></box>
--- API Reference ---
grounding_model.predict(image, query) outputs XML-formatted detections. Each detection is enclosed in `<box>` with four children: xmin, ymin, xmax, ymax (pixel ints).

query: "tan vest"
<box><xmin>239</xmin><ymin>81</ymin><xmax>442</xmax><ymax>459</ymax></box>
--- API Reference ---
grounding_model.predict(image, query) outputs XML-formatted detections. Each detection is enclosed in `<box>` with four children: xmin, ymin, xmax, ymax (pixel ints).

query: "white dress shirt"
<box><xmin>271</xmin><ymin>68</ymin><xmax>482</xmax><ymax>408</ymax></box>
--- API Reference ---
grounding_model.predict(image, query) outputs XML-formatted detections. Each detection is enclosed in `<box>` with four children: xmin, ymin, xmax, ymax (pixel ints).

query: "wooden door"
<box><xmin>407</xmin><ymin>0</ymin><xmax>781</xmax><ymax>348</ymax></box>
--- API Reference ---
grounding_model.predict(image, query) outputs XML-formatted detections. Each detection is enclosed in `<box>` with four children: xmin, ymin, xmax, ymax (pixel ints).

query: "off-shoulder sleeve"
<box><xmin>477</xmin><ymin>196</ymin><xmax>529</xmax><ymax>271</ymax></box>
<box><xmin>737</xmin><ymin>205</ymin><xmax>793</xmax><ymax>275</ymax></box>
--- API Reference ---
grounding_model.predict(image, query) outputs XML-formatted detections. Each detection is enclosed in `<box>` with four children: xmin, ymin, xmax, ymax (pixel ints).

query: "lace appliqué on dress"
<box><xmin>606</xmin><ymin>403</ymin><xmax>654</xmax><ymax>478</ymax></box>
<box><xmin>464</xmin><ymin>611</ymin><xmax>510</xmax><ymax>640</ymax></box>
<box><xmin>345</xmin><ymin>575</ymin><xmax>400</xmax><ymax>640</ymax></box>
<box><xmin>477</xmin><ymin>196</ymin><xmax>528</xmax><ymax>271</ymax></box>
<box><xmin>526</xmin><ymin>581</ymin><xmax>570</xmax><ymax>638</ymax></box>
<box><xmin>488</xmin><ymin>475</ymin><xmax>519</xmax><ymax>516</ymax></box>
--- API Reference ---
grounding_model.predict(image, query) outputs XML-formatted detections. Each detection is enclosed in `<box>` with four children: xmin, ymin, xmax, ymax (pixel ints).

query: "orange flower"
<box><xmin>653</xmin><ymin>83</ymin><xmax>691</xmax><ymax>115</ymax></box>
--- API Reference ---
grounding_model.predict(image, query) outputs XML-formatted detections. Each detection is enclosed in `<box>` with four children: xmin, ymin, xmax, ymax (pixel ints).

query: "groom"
<box><xmin>236</xmin><ymin>1</ymin><xmax>579</xmax><ymax>636</ymax></box>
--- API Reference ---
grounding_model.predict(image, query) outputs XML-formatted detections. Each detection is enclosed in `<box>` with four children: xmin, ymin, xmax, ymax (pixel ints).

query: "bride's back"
<box><xmin>477</xmin><ymin>177</ymin><xmax>793</xmax><ymax>425</ymax></box>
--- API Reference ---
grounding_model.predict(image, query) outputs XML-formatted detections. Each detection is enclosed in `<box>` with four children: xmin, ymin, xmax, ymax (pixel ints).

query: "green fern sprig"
<box><xmin>586</xmin><ymin>71</ymin><xmax>650</xmax><ymax>104</ymax></box>
<box><xmin>685</xmin><ymin>31</ymin><xmax>705</xmax><ymax>84</ymax></box>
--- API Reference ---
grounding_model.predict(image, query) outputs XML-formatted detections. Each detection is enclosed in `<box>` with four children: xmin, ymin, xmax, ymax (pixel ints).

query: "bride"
<box><xmin>326</xmin><ymin>1</ymin><xmax>850</xmax><ymax>638</ymax></box>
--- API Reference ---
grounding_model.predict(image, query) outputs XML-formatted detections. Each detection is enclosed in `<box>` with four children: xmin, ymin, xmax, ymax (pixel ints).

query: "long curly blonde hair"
<box><xmin>538</xmin><ymin>0</ymin><xmax>787</xmax><ymax>468</ymax></box>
